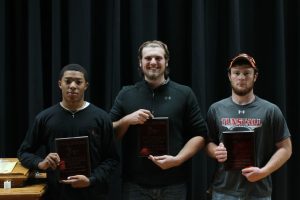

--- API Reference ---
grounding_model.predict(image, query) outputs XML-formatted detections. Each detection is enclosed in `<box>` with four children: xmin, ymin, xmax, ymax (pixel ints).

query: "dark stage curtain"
<box><xmin>0</xmin><ymin>0</ymin><xmax>299</xmax><ymax>199</ymax></box>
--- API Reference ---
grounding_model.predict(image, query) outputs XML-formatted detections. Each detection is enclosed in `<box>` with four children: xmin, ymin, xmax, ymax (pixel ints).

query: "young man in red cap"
<box><xmin>205</xmin><ymin>53</ymin><xmax>292</xmax><ymax>200</ymax></box>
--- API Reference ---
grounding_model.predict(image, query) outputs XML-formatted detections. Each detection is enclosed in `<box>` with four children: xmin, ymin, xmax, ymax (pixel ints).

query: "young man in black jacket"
<box><xmin>110</xmin><ymin>40</ymin><xmax>207</xmax><ymax>200</ymax></box>
<box><xmin>18</xmin><ymin>64</ymin><xmax>119</xmax><ymax>200</ymax></box>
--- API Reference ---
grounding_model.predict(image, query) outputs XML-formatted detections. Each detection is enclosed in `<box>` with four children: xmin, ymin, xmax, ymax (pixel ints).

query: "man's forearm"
<box><xmin>261</xmin><ymin>138</ymin><xmax>292</xmax><ymax>176</ymax></box>
<box><xmin>176</xmin><ymin>136</ymin><xmax>205</xmax><ymax>165</ymax></box>
<box><xmin>113</xmin><ymin>118</ymin><xmax>130</xmax><ymax>139</ymax></box>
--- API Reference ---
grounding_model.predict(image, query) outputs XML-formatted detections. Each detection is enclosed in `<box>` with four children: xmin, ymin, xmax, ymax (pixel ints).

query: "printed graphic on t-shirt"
<box><xmin>221</xmin><ymin>118</ymin><xmax>262</xmax><ymax>130</ymax></box>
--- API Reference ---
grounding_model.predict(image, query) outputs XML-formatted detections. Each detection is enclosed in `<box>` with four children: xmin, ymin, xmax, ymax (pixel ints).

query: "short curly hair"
<box><xmin>59</xmin><ymin>64</ymin><xmax>89</xmax><ymax>82</ymax></box>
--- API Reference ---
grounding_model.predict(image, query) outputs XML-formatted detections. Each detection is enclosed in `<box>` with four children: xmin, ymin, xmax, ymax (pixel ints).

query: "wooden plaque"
<box><xmin>55</xmin><ymin>136</ymin><xmax>91</xmax><ymax>180</ymax></box>
<box><xmin>137</xmin><ymin>117</ymin><xmax>169</xmax><ymax>157</ymax></box>
<box><xmin>222</xmin><ymin>130</ymin><xmax>255</xmax><ymax>170</ymax></box>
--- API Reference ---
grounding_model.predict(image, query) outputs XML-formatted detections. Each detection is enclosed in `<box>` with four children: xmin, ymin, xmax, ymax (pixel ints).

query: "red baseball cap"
<box><xmin>228</xmin><ymin>53</ymin><xmax>257</xmax><ymax>70</ymax></box>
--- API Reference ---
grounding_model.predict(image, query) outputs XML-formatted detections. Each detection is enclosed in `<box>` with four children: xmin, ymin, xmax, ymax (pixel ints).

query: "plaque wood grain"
<box><xmin>222</xmin><ymin>131</ymin><xmax>255</xmax><ymax>170</ymax></box>
<box><xmin>137</xmin><ymin>117</ymin><xmax>169</xmax><ymax>157</ymax></box>
<box><xmin>55</xmin><ymin>136</ymin><xmax>91</xmax><ymax>180</ymax></box>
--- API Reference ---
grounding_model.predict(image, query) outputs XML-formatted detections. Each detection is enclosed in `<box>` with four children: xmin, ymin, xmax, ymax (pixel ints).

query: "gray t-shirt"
<box><xmin>207</xmin><ymin>96</ymin><xmax>290</xmax><ymax>197</ymax></box>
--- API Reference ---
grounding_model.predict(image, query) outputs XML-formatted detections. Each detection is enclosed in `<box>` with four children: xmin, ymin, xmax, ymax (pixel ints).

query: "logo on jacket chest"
<box><xmin>164</xmin><ymin>96</ymin><xmax>172</xmax><ymax>101</ymax></box>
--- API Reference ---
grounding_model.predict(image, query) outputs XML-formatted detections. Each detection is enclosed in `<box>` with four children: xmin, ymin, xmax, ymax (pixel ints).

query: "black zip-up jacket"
<box><xmin>18</xmin><ymin>103</ymin><xmax>119</xmax><ymax>200</ymax></box>
<box><xmin>110</xmin><ymin>79</ymin><xmax>207</xmax><ymax>186</ymax></box>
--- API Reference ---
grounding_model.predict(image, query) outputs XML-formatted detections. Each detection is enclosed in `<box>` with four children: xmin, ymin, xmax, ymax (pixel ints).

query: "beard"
<box><xmin>231</xmin><ymin>82</ymin><xmax>254</xmax><ymax>96</ymax></box>
<box><xmin>232</xmin><ymin>86</ymin><xmax>253</xmax><ymax>96</ymax></box>
<box><xmin>143</xmin><ymin>68</ymin><xmax>165</xmax><ymax>80</ymax></box>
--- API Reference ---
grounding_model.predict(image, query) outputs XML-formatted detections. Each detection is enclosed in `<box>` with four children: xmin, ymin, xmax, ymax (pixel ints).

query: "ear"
<box><xmin>166</xmin><ymin>63</ymin><xmax>168</xmax><ymax>67</ymax></box>
<box><xmin>228</xmin><ymin>71</ymin><xmax>232</xmax><ymax>81</ymax></box>
<box><xmin>254</xmin><ymin>72</ymin><xmax>258</xmax><ymax>82</ymax></box>
<box><xmin>84</xmin><ymin>82</ymin><xmax>89</xmax><ymax>90</ymax></box>
<box><xmin>58</xmin><ymin>80</ymin><xmax>62</xmax><ymax>89</ymax></box>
